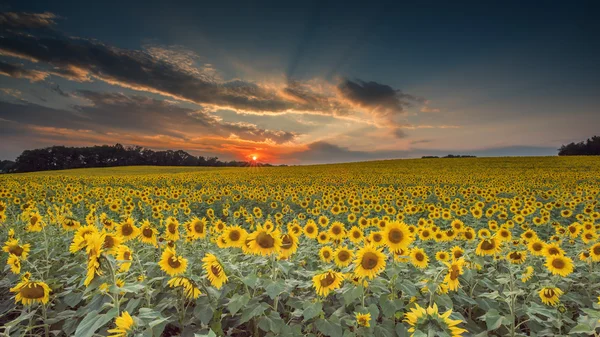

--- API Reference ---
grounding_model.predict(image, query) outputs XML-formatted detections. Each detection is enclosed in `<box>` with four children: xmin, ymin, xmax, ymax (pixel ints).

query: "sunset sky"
<box><xmin>1</xmin><ymin>1</ymin><xmax>599</xmax><ymax>164</ymax></box>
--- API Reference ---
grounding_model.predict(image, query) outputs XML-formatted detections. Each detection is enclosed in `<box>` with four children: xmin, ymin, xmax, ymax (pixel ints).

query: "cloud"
<box><xmin>0</xmin><ymin>61</ymin><xmax>48</xmax><ymax>82</ymax></box>
<box><xmin>0</xmin><ymin>12</ymin><xmax>58</xmax><ymax>29</ymax></box>
<box><xmin>0</xmin><ymin>91</ymin><xmax>296</xmax><ymax>144</ymax></box>
<box><xmin>48</xmin><ymin>83</ymin><xmax>69</xmax><ymax>97</ymax></box>
<box><xmin>337</xmin><ymin>79</ymin><xmax>422</xmax><ymax>117</ymax></box>
<box><xmin>420</xmin><ymin>106</ymin><xmax>440</xmax><ymax>113</ymax></box>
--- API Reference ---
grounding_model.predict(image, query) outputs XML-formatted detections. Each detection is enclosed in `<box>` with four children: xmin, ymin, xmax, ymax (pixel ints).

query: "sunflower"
<box><xmin>10</xmin><ymin>279</ymin><xmax>51</xmax><ymax>306</ymax></box>
<box><xmin>139</xmin><ymin>220</ymin><xmax>158</xmax><ymax>246</ymax></box>
<box><xmin>404</xmin><ymin>303</ymin><xmax>466</xmax><ymax>337</ymax></box>
<box><xmin>507</xmin><ymin>251</ymin><xmax>527</xmax><ymax>264</ymax></box>
<box><xmin>521</xmin><ymin>266</ymin><xmax>534</xmax><ymax>282</ymax></box>
<box><xmin>3</xmin><ymin>238</ymin><xmax>31</xmax><ymax>259</ymax></box>
<box><xmin>24</xmin><ymin>211</ymin><xmax>45</xmax><ymax>232</ymax></box>
<box><xmin>368</xmin><ymin>231</ymin><xmax>385</xmax><ymax>247</ymax></box>
<box><xmin>185</xmin><ymin>217</ymin><xmax>207</xmax><ymax>240</ymax></box>
<box><xmin>70</xmin><ymin>225</ymin><xmax>100</xmax><ymax>253</ymax></box>
<box><xmin>589</xmin><ymin>243</ymin><xmax>600</xmax><ymax>262</ymax></box>
<box><xmin>117</xmin><ymin>218</ymin><xmax>140</xmax><ymax>242</ymax></box>
<box><xmin>245</xmin><ymin>227</ymin><xmax>282</xmax><ymax>256</ymax></box>
<box><xmin>354</xmin><ymin>245</ymin><xmax>387</xmax><ymax>279</ymax></box>
<box><xmin>159</xmin><ymin>247</ymin><xmax>188</xmax><ymax>276</ymax></box>
<box><xmin>539</xmin><ymin>287</ymin><xmax>563</xmax><ymax>306</ymax></box>
<box><xmin>543</xmin><ymin>243</ymin><xmax>565</xmax><ymax>257</ymax></box>
<box><xmin>317</xmin><ymin>232</ymin><xmax>330</xmax><ymax>244</ymax></box>
<box><xmin>7</xmin><ymin>254</ymin><xmax>21</xmax><ymax>274</ymax></box>
<box><xmin>527</xmin><ymin>240</ymin><xmax>546</xmax><ymax>256</ymax></box>
<box><xmin>435</xmin><ymin>251</ymin><xmax>450</xmax><ymax>262</ymax></box>
<box><xmin>382</xmin><ymin>221</ymin><xmax>414</xmax><ymax>251</ymax></box>
<box><xmin>496</xmin><ymin>228</ymin><xmax>512</xmax><ymax>242</ymax></box>
<box><xmin>410</xmin><ymin>248</ymin><xmax>429</xmax><ymax>269</ymax></box>
<box><xmin>163</xmin><ymin>217</ymin><xmax>180</xmax><ymax>241</ymax></box>
<box><xmin>116</xmin><ymin>245</ymin><xmax>133</xmax><ymax>272</ymax></box>
<box><xmin>202</xmin><ymin>253</ymin><xmax>228</xmax><ymax>289</ymax></box>
<box><xmin>476</xmin><ymin>238</ymin><xmax>501</xmax><ymax>256</ymax></box>
<box><xmin>319</xmin><ymin>246</ymin><xmax>334</xmax><ymax>263</ymax></box>
<box><xmin>348</xmin><ymin>226</ymin><xmax>364</xmax><ymax>244</ymax></box>
<box><xmin>223</xmin><ymin>225</ymin><xmax>248</xmax><ymax>248</ymax></box>
<box><xmin>328</xmin><ymin>222</ymin><xmax>346</xmax><ymax>240</ymax></box>
<box><xmin>107</xmin><ymin>311</ymin><xmax>135</xmax><ymax>337</ymax></box>
<box><xmin>102</xmin><ymin>232</ymin><xmax>122</xmax><ymax>255</ymax></box>
<box><xmin>304</xmin><ymin>221</ymin><xmax>319</xmax><ymax>239</ymax></box>
<box><xmin>278</xmin><ymin>233</ymin><xmax>299</xmax><ymax>259</ymax></box>
<box><xmin>61</xmin><ymin>217</ymin><xmax>81</xmax><ymax>231</ymax></box>
<box><xmin>312</xmin><ymin>270</ymin><xmax>344</xmax><ymax>297</ymax></box>
<box><xmin>443</xmin><ymin>258</ymin><xmax>465</xmax><ymax>291</ymax></box>
<box><xmin>451</xmin><ymin>246</ymin><xmax>464</xmax><ymax>260</ymax></box>
<box><xmin>545</xmin><ymin>255</ymin><xmax>573</xmax><ymax>277</ymax></box>
<box><xmin>167</xmin><ymin>276</ymin><xmax>201</xmax><ymax>299</ymax></box>
<box><xmin>333</xmin><ymin>246</ymin><xmax>354</xmax><ymax>267</ymax></box>
<box><xmin>355</xmin><ymin>312</ymin><xmax>371</xmax><ymax>327</ymax></box>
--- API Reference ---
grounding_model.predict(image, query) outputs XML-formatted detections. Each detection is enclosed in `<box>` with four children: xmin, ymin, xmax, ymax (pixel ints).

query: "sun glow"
<box><xmin>252</xmin><ymin>155</ymin><xmax>257</xmax><ymax>161</ymax></box>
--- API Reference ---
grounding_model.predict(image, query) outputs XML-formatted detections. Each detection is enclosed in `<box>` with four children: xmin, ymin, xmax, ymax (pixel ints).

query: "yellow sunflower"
<box><xmin>159</xmin><ymin>247</ymin><xmax>188</xmax><ymax>276</ymax></box>
<box><xmin>317</xmin><ymin>232</ymin><xmax>331</xmax><ymax>244</ymax></box>
<box><xmin>279</xmin><ymin>233</ymin><xmax>299</xmax><ymax>259</ymax></box>
<box><xmin>163</xmin><ymin>217</ymin><xmax>180</xmax><ymax>241</ymax></box>
<box><xmin>521</xmin><ymin>266</ymin><xmax>534</xmax><ymax>282</ymax></box>
<box><xmin>202</xmin><ymin>253</ymin><xmax>228</xmax><ymax>289</ymax></box>
<box><xmin>185</xmin><ymin>217</ymin><xmax>207</xmax><ymax>240</ymax></box>
<box><xmin>223</xmin><ymin>225</ymin><xmax>248</xmax><ymax>248</ymax></box>
<box><xmin>539</xmin><ymin>287</ymin><xmax>563</xmax><ymax>306</ymax></box>
<box><xmin>545</xmin><ymin>255</ymin><xmax>573</xmax><ymax>277</ymax></box>
<box><xmin>589</xmin><ymin>243</ymin><xmax>600</xmax><ymax>262</ymax></box>
<box><xmin>116</xmin><ymin>245</ymin><xmax>133</xmax><ymax>272</ymax></box>
<box><xmin>355</xmin><ymin>312</ymin><xmax>371</xmax><ymax>327</ymax></box>
<box><xmin>319</xmin><ymin>246</ymin><xmax>334</xmax><ymax>263</ymax></box>
<box><xmin>333</xmin><ymin>246</ymin><xmax>354</xmax><ymax>268</ymax></box>
<box><xmin>138</xmin><ymin>220</ymin><xmax>158</xmax><ymax>246</ymax></box>
<box><xmin>102</xmin><ymin>232</ymin><xmax>122</xmax><ymax>255</ymax></box>
<box><xmin>348</xmin><ymin>226</ymin><xmax>364</xmax><ymax>244</ymax></box>
<box><xmin>312</xmin><ymin>270</ymin><xmax>344</xmax><ymax>297</ymax></box>
<box><xmin>475</xmin><ymin>238</ymin><xmax>501</xmax><ymax>256</ymax></box>
<box><xmin>167</xmin><ymin>276</ymin><xmax>201</xmax><ymax>299</ymax></box>
<box><xmin>117</xmin><ymin>218</ymin><xmax>140</xmax><ymax>242</ymax></box>
<box><xmin>353</xmin><ymin>245</ymin><xmax>387</xmax><ymax>279</ymax></box>
<box><xmin>245</xmin><ymin>227</ymin><xmax>282</xmax><ymax>256</ymax></box>
<box><xmin>410</xmin><ymin>248</ymin><xmax>429</xmax><ymax>269</ymax></box>
<box><xmin>3</xmin><ymin>238</ymin><xmax>31</xmax><ymax>259</ymax></box>
<box><xmin>304</xmin><ymin>221</ymin><xmax>319</xmax><ymax>239</ymax></box>
<box><xmin>328</xmin><ymin>221</ymin><xmax>346</xmax><ymax>240</ymax></box>
<box><xmin>382</xmin><ymin>221</ymin><xmax>414</xmax><ymax>251</ymax></box>
<box><xmin>404</xmin><ymin>303</ymin><xmax>466</xmax><ymax>337</ymax></box>
<box><xmin>7</xmin><ymin>254</ymin><xmax>21</xmax><ymax>274</ymax></box>
<box><xmin>10</xmin><ymin>279</ymin><xmax>51</xmax><ymax>306</ymax></box>
<box><xmin>443</xmin><ymin>258</ymin><xmax>465</xmax><ymax>291</ymax></box>
<box><xmin>507</xmin><ymin>251</ymin><xmax>527</xmax><ymax>264</ymax></box>
<box><xmin>107</xmin><ymin>311</ymin><xmax>135</xmax><ymax>337</ymax></box>
<box><xmin>527</xmin><ymin>240</ymin><xmax>546</xmax><ymax>256</ymax></box>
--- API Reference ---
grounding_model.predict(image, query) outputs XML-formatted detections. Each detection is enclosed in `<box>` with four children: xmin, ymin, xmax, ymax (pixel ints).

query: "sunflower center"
<box><xmin>332</xmin><ymin>226</ymin><xmax>341</xmax><ymax>235</ymax></box>
<box><xmin>510</xmin><ymin>252</ymin><xmax>522</xmax><ymax>260</ymax></box>
<box><xmin>30</xmin><ymin>216</ymin><xmax>39</xmax><ymax>226</ymax></box>
<box><xmin>551</xmin><ymin>258</ymin><xmax>565</xmax><ymax>269</ymax></box>
<box><xmin>338</xmin><ymin>250</ymin><xmax>350</xmax><ymax>262</ymax></box>
<box><xmin>168</xmin><ymin>257</ymin><xmax>181</xmax><ymax>269</ymax></box>
<box><xmin>323</xmin><ymin>251</ymin><xmax>331</xmax><ymax>259</ymax></box>
<box><xmin>373</xmin><ymin>234</ymin><xmax>382</xmax><ymax>242</ymax></box>
<box><xmin>306</xmin><ymin>226</ymin><xmax>315</xmax><ymax>234</ymax></box>
<box><xmin>168</xmin><ymin>223</ymin><xmax>176</xmax><ymax>234</ymax></box>
<box><xmin>121</xmin><ymin>224</ymin><xmax>133</xmax><ymax>236</ymax></box>
<box><xmin>353</xmin><ymin>231</ymin><xmax>361</xmax><ymax>238</ymax></box>
<box><xmin>415</xmin><ymin>252</ymin><xmax>424</xmax><ymax>261</ymax></box>
<box><xmin>194</xmin><ymin>222</ymin><xmax>204</xmax><ymax>233</ymax></box>
<box><xmin>229</xmin><ymin>230</ymin><xmax>241</xmax><ymax>242</ymax></box>
<box><xmin>211</xmin><ymin>265</ymin><xmax>221</xmax><ymax>277</ymax></box>
<box><xmin>20</xmin><ymin>284</ymin><xmax>45</xmax><ymax>299</ymax></box>
<box><xmin>256</xmin><ymin>232</ymin><xmax>275</xmax><ymax>249</ymax></box>
<box><xmin>104</xmin><ymin>236</ymin><xmax>115</xmax><ymax>249</ymax></box>
<box><xmin>593</xmin><ymin>245</ymin><xmax>600</xmax><ymax>255</ymax></box>
<box><xmin>281</xmin><ymin>235</ymin><xmax>293</xmax><ymax>249</ymax></box>
<box><xmin>450</xmin><ymin>266</ymin><xmax>460</xmax><ymax>280</ymax></box>
<box><xmin>453</xmin><ymin>250</ymin><xmax>463</xmax><ymax>259</ymax></box>
<box><xmin>143</xmin><ymin>227</ymin><xmax>153</xmax><ymax>238</ymax></box>
<box><xmin>481</xmin><ymin>240</ymin><xmax>495</xmax><ymax>250</ymax></box>
<box><xmin>361</xmin><ymin>252</ymin><xmax>380</xmax><ymax>270</ymax></box>
<box><xmin>532</xmin><ymin>243</ymin><xmax>543</xmax><ymax>251</ymax></box>
<box><xmin>319</xmin><ymin>273</ymin><xmax>336</xmax><ymax>287</ymax></box>
<box><xmin>547</xmin><ymin>247</ymin><xmax>559</xmax><ymax>255</ymax></box>
<box><xmin>388</xmin><ymin>229</ymin><xmax>403</xmax><ymax>244</ymax></box>
<box><xmin>544</xmin><ymin>289</ymin><xmax>555</xmax><ymax>298</ymax></box>
<box><xmin>9</xmin><ymin>245</ymin><xmax>24</xmax><ymax>257</ymax></box>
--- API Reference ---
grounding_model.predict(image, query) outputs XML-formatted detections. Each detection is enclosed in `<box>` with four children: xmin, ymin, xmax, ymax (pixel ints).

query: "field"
<box><xmin>1</xmin><ymin>157</ymin><xmax>600</xmax><ymax>337</ymax></box>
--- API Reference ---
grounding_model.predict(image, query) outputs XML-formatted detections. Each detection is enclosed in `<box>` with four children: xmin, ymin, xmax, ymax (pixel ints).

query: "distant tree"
<box><xmin>558</xmin><ymin>136</ymin><xmax>600</xmax><ymax>156</ymax></box>
<box><xmin>0</xmin><ymin>160</ymin><xmax>16</xmax><ymax>173</ymax></box>
<box><xmin>8</xmin><ymin>144</ymin><xmax>257</xmax><ymax>173</ymax></box>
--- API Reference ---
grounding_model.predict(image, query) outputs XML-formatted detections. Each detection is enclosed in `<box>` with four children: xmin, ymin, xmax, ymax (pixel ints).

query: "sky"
<box><xmin>0</xmin><ymin>0</ymin><xmax>599</xmax><ymax>164</ymax></box>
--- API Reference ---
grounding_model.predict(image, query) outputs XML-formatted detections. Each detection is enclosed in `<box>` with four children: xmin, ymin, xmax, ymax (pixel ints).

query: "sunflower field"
<box><xmin>2</xmin><ymin>157</ymin><xmax>600</xmax><ymax>337</ymax></box>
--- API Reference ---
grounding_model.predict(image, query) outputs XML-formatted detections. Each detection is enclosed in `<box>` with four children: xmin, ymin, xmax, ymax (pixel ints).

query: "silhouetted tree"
<box><xmin>558</xmin><ymin>136</ymin><xmax>600</xmax><ymax>156</ymax></box>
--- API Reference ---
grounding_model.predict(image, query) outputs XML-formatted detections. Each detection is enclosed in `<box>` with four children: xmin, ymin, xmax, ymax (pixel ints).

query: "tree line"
<box><xmin>558</xmin><ymin>136</ymin><xmax>600</xmax><ymax>156</ymax></box>
<box><xmin>1</xmin><ymin>144</ymin><xmax>270</xmax><ymax>173</ymax></box>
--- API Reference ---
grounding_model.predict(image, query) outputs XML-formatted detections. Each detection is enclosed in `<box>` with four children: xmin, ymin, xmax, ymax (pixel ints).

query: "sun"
<box><xmin>252</xmin><ymin>155</ymin><xmax>257</xmax><ymax>161</ymax></box>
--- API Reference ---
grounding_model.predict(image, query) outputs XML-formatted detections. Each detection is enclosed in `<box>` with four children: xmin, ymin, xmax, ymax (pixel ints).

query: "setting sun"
<box><xmin>252</xmin><ymin>155</ymin><xmax>257</xmax><ymax>161</ymax></box>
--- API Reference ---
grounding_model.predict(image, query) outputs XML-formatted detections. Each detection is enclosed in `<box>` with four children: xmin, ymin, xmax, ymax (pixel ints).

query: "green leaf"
<box><xmin>316</xmin><ymin>319</ymin><xmax>342</xmax><ymax>337</ymax></box>
<box><xmin>258</xmin><ymin>312</ymin><xmax>284</xmax><ymax>333</ymax></box>
<box><xmin>193</xmin><ymin>298</ymin><xmax>215</xmax><ymax>325</ymax></box>
<box><xmin>395</xmin><ymin>323</ymin><xmax>410</xmax><ymax>337</ymax></box>
<box><xmin>227</xmin><ymin>293</ymin><xmax>250</xmax><ymax>315</ymax></box>
<box><xmin>264</xmin><ymin>280</ymin><xmax>286</xmax><ymax>299</ymax></box>
<box><xmin>194</xmin><ymin>330</ymin><xmax>217</xmax><ymax>337</ymax></box>
<box><xmin>74</xmin><ymin>307</ymin><xmax>118</xmax><ymax>337</ymax></box>
<box><xmin>481</xmin><ymin>309</ymin><xmax>504</xmax><ymax>331</ymax></box>
<box><xmin>303</xmin><ymin>302</ymin><xmax>323</xmax><ymax>320</ymax></box>
<box><xmin>343</xmin><ymin>286</ymin><xmax>363</xmax><ymax>305</ymax></box>
<box><xmin>243</xmin><ymin>274</ymin><xmax>259</xmax><ymax>288</ymax></box>
<box><xmin>396</xmin><ymin>280</ymin><xmax>417</xmax><ymax>297</ymax></box>
<box><xmin>569</xmin><ymin>323</ymin><xmax>594</xmax><ymax>334</ymax></box>
<box><xmin>373</xmin><ymin>320</ymin><xmax>395</xmax><ymax>337</ymax></box>
<box><xmin>240</xmin><ymin>302</ymin><xmax>270</xmax><ymax>323</ymax></box>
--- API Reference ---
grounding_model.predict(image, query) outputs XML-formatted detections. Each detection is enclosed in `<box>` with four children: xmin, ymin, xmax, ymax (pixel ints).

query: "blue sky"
<box><xmin>1</xmin><ymin>0</ymin><xmax>598</xmax><ymax>163</ymax></box>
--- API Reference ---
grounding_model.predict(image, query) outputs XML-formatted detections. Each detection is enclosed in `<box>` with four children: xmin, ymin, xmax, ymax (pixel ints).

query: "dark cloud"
<box><xmin>337</xmin><ymin>78</ymin><xmax>422</xmax><ymax>116</ymax></box>
<box><xmin>0</xmin><ymin>60</ymin><xmax>47</xmax><ymax>82</ymax></box>
<box><xmin>284</xmin><ymin>141</ymin><xmax>407</xmax><ymax>164</ymax></box>
<box><xmin>0</xmin><ymin>91</ymin><xmax>297</xmax><ymax>144</ymax></box>
<box><xmin>48</xmin><ymin>83</ymin><xmax>70</xmax><ymax>97</ymax></box>
<box><xmin>0</xmin><ymin>12</ymin><xmax>57</xmax><ymax>29</ymax></box>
